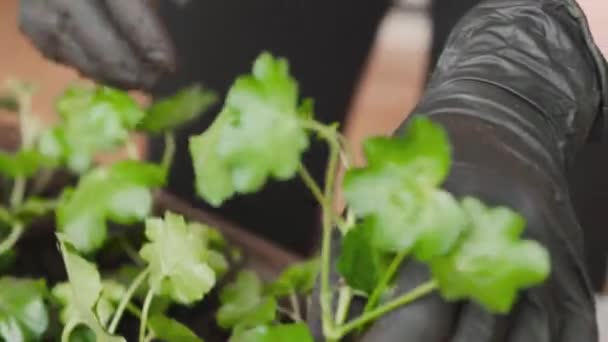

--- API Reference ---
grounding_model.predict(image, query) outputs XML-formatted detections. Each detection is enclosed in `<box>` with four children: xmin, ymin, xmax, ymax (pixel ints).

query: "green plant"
<box><xmin>188</xmin><ymin>52</ymin><xmax>551</xmax><ymax>341</ymax></box>
<box><xmin>0</xmin><ymin>51</ymin><xmax>550</xmax><ymax>342</ymax></box>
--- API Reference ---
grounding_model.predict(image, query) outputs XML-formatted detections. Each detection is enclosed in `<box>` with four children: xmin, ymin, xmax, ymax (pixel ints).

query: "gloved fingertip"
<box><xmin>359</xmin><ymin>291</ymin><xmax>454</xmax><ymax>342</ymax></box>
<box><xmin>451</xmin><ymin>302</ymin><xmax>507</xmax><ymax>342</ymax></box>
<box><xmin>505</xmin><ymin>298</ymin><xmax>551</xmax><ymax>342</ymax></box>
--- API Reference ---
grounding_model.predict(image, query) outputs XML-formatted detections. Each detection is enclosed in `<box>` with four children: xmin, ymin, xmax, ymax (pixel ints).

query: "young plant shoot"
<box><xmin>0</xmin><ymin>52</ymin><xmax>550</xmax><ymax>342</ymax></box>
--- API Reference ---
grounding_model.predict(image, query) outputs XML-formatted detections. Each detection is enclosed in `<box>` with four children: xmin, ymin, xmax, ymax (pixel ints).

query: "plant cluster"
<box><xmin>0</xmin><ymin>52</ymin><xmax>550</xmax><ymax>342</ymax></box>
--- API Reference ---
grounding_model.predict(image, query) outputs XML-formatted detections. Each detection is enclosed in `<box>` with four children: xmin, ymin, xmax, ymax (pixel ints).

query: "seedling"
<box><xmin>0</xmin><ymin>52</ymin><xmax>550</xmax><ymax>342</ymax></box>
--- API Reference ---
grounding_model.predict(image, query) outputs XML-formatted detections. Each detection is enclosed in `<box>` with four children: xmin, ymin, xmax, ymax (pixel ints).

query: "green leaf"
<box><xmin>266</xmin><ymin>259</ymin><xmax>319</xmax><ymax>297</ymax></box>
<box><xmin>57</xmin><ymin>160</ymin><xmax>164</xmax><ymax>253</ymax></box>
<box><xmin>0</xmin><ymin>94</ymin><xmax>18</xmax><ymax>112</ymax></box>
<box><xmin>39</xmin><ymin>85</ymin><xmax>145</xmax><ymax>172</ymax></box>
<box><xmin>343</xmin><ymin>116</ymin><xmax>467</xmax><ymax>257</ymax></box>
<box><xmin>207</xmin><ymin>250</ymin><xmax>229</xmax><ymax>278</ymax></box>
<box><xmin>148</xmin><ymin>315</ymin><xmax>203</xmax><ymax>342</ymax></box>
<box><xmin>53</xmin><ymin>280</ymin><xmax>126</xmax><ymax>329</ymax></box>
<box><xmin>0</xmin><ymin>277</ymin><xmax>48</xmax><ymax>342</ymax></box>
<box><xmin>190</xmin><ymin>52</ymin><xmax>310</xmax><ymax>206</ymax></box>
<box><xmin>139</xmin><ymin>212</ymin><xmax>216</xmax><ymax>304</ymax></box>
<box><xmin>0</xmin><ymin>150</ymin><xmax>50</xmax><ymax>178</ymax></box>
<box><xmin>14</xmin><ymin>197</ymin><xmax>56</xmax><ymax>222</ymax></box>
<box><xmin>230</xmin><ymin>323</ymin><xmax>313</xmax><ymax>342</ymax></box>
<box><xmin>188</xmin><ymin>222</ymin><xmax>227</xmax><ymax>250</ymax></box>
<box><xmin>217</xmin><ymin>270</ymin><xmax>276</xmax><ymax>330</ymax></box>
<box><xmin>336</xmin><ymin>219</ymin><xmax>390</xmax><ymax>294</ymax></box>
<box><xmin>430</xmin><ymin>197</ymin><xmax>551</xmax><ymax>313</ymax></box>
<box><xmin>139</xmin><ymin>85</ymin><xmax>217</xmax><ymax>133</ymax></box>
<box><xmin>189</xmin><ymin>115</ymin><xmax>235</xmax><ymax>207</ymax></box>
<box><xmin>57</xmin><ymin>237</ymin><xmax>125</xmax><ymax>341</ymax></box>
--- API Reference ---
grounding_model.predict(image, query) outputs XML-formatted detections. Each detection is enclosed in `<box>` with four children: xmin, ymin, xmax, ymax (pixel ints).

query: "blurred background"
<box><xmin>0</xmin><ymin>0</ymin><xmax>606</xmax><ymax>338</ymax></box>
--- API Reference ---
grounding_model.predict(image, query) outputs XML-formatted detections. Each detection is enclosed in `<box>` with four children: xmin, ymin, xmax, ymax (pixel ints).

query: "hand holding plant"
<box><xmin>0</xmin><ymin>52</ymin><xmax>551</xmax><ymax>342</ymax></box>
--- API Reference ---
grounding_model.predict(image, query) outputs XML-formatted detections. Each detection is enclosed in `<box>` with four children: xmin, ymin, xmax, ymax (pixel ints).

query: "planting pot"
<box><xmin>6</xmin><ymin>188</ymin><xmax>301</xmax><ymax>341</ymax></box>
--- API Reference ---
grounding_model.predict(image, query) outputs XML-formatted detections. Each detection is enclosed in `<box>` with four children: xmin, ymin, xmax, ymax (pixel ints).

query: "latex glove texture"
<box><xmin>309</xmin><ymin>0</ymin><xmax>607</xmax><ymax>340</ymax></box>
<box><xmin>19</xmin><ymin>0</ymin><xmax>176</xmax><ymax>90</ymax></box>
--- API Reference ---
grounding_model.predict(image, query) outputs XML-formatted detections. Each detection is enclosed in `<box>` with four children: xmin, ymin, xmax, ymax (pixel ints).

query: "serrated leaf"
<box><xmin>57</xmin><ymin>160</ymin><xmax>165</xmax><ymax>253</ymax></box>
<box><xmin>0</xmin><ymin>277</ymin><xmax>48</xmax><ymax>342</ymax></box>
<box><xmin>430</xmin><ymin>197</ymin><xmax>550</xmax><ymax>313</ymax></box>
<box><xmin>207</xmin><ymin>250</ymin><xmax>229</xmax><ymax>278</ymax></box>
<box><xmin>230</xmin><ymin>323</ymin><xmax>313</xmax><ymax>342</ymax></box>
<box><xmin>53</xmin><ymin>280</ymin><xmax>126</xmax><ymax>328</ymax></box>
<box><xmin>148</xmin><ymin>315</ymin><xmax>203</xmax><ymax>342</ymax></box>
<box><xmin>266</xmin><ymin>259</ymin><xmax>319</xmax><ymax>297</ymax></box>
<box><xmin>336</xmin><ymin>219</ymin><xmax>389</xmax><ymax>294</ymax></box>
<box><xmin>139</xmin><ymin>212</ymin><xmax>216</xmax><ymax>305</ymax></box>
<box><xmin>190</xmin><ymin>52</ymin><xmax>310</xmax><ymax>206</ymax></box>
<box><xmin>343</xmin><ymin>116</ymin><xmax>467</xmax><ymax>257</ymax></box>
<box><xmin>0</xmin><ymin>150</ymin><xmax>51</xmax><ymax>178</ymax></box>
<box><xmin>188</xmin><ymin>222</ymin><xmax>227</xmax><ymax>250</ymax></box>
<box><xmin>217</xmin><ymin>271</ymin><xmax>276</xmax><ymax>330</ymax></box>
<box><xmin>57</xmin><ymin>237</ymin><xmax>125</xmax><ymax>341</ymax></box>
<box><xmin>139</xmin><ymin>85</ymin><xmax>217</xmax><ymax>133</ymax></box>
<box><xmin>39</xmin><ymin>85</ymin><xmax>145</xmax><ymax>172</ymax></box>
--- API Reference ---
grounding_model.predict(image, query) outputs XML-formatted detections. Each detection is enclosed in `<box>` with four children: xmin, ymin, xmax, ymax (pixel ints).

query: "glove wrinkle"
<box><xmin>19</xmin><ymin>0</ymin><xmax>175</xmax><ymax>90</ymax></box>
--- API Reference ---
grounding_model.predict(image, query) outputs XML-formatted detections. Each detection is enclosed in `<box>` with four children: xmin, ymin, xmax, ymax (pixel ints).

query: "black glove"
<box><xmin>19</xmin><ymin>0</ymin><xmax>176</xmax><ymax>90</ymax></box>
<box><xmin>309</xmin><ymin>0</ymin><xmax>608</xmax><ymax>340</ymax></box>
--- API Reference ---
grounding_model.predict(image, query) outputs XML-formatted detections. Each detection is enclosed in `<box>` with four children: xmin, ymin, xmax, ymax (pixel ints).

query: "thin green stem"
<box><xmin>10</xmin><ymin>177</ymin><xmax>26</xmax><ymax>209</ymax></box>
<box><xmin>61</xmin><ymin>319</ymin><xmax>80</xmax><ymax>342</ymax></box>
<box><xmin>363</xmin><ymin>249</ymin><xmax>409</xmax><ymax>313</ymax></box>
<box><xmin>161</xmin><ymin>133</ymin><xmax>176</xmax><ymax>173</ymax></box>
<box><xmin>277</xmin><ymin>306</ymin><xmax>301</xmax><ymax>322</ymax></box>
<box><xmin>335</xmin><ymin>286</ymin><xmax>353</xmax><ymax>325</ymax></box>
<box><xmin>127</xmin><ymin>302</ymin><xmax>143</xmax><ymax>319</ymax></box>
<box><xmin>118</xmin><ymin>236</ymin><xmax>145</xmax><ymax>266</ymax></box>
<box><xmin>139</xmin><ymin>288</ymin><xmax>155</xmax><ymax>342</ymax></box>
<box><xmin>298</xmin><ymin>165</ymin><xmax>325</xmax><ymax>206</ymax></box>
<box><xmin>335</xmin><ymin>280</ymin><xmax>438</xmax><ymax>338</ymax></box>
<box><xmin>0</xmin><ymin>221</ymin><xmax>23</xmax><ymax>255</ymax></box>
<box><xmin>298</xmin><ymin>164</ymin><xmax>349</xmax><ymax>231</ymax></box>
<box><xmin>109</xmin><ymin>268</ymin><xmax>150</xmax><ymax>334</ymax></box>
<box><xmin>320</xmin><ymin>142</ymin><xmax>340</xmax><ymax>337</ymax></box>
<box><xmin>289</xmin><ymin>291</ymin><xmax>303</xmax><ymax>321</ymax></box>
<box><xmin>337</xmin><ymin>134</ymin><xmax>355</xmax><ymax>169</ymax></box>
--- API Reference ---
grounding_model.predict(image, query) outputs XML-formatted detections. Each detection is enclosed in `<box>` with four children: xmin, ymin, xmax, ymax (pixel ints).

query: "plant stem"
<box><xmin>298</xmin><ymin>164</ymin><xmax>349</xmax><ymax>231</ymax></box>
<box><xmin>109</xmin><ymin>268</ymin><xmax>150</xmax><ymax>334</ymax></box>
<box><xmin>289</xmin><ymin>291</ymin><xmax>303</xmax><ymax>321</ymax></box>
<box><xmin>61</xmin><ymin>319</ymin><xmax>80</xmax><ymax>342</ymax></box>
<box><xmin>337</xmin><ymin>134</ymin><xmax>355</xmax><ymax>169</ymax></box>
<box><xmin>161</xmin><ymin>133</ymin><xmax>175</xmax><ymax>173</ymax></box>
<box><xmin>0</xmin><ymin>221</ymin><xmax>23</xmax><ymax>255</ymax></box>
<box><xmin>335</xmin><ymin>280</ymin><xmax>438</xmax><ymax>338</ymax></box>
<box><xmin>139</xmin><ymin>288</ymin><xmax>155</xmax><ymax>342</ymax></box>
<box><xmin>298</xmin><ymin>165</ymin><xmax>325</xmax><ymax>206</ymax></box>
<box><xmin>10</xmin><ymin>177</ymin><xmax>26</xmax><ymax>209</ymax></box>
<box><xmin>127</xmin><ymin>302</ymin><xmax>143</xmax><ymax>319</ymax></box>
<box><xmin>320</xmin><ymin>141</ymin><xmax>340</xmax><ymax>337</ymax></box>
<box><xmin>335</xmin><ymin>286</ymin><xmax>353</xmax><ymax>325</ymax></box>
<box><xmin>118</xmin><ymin>235</ymin><xmax>145</xmax><ymax>266</ymax></box>
<box><xmin>363</xmin><ymin>249</ymin><xmax>409</xmax><ymax>313</ymax></box>
<box><xmin>277</xmin><ymin>306</ymin><xmax>301</xmax><ymax>322</ymax></box>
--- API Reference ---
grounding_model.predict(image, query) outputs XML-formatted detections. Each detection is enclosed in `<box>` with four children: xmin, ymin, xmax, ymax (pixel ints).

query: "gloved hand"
<box><xmin>19</xmin><ymin>0</ymin><xmax>176</xmax><ymax>90</ymax></box>
<box><xmin>309</xmin><ymin>0</ymin><xmax>608</xmax><ymax>340</ymax></box>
